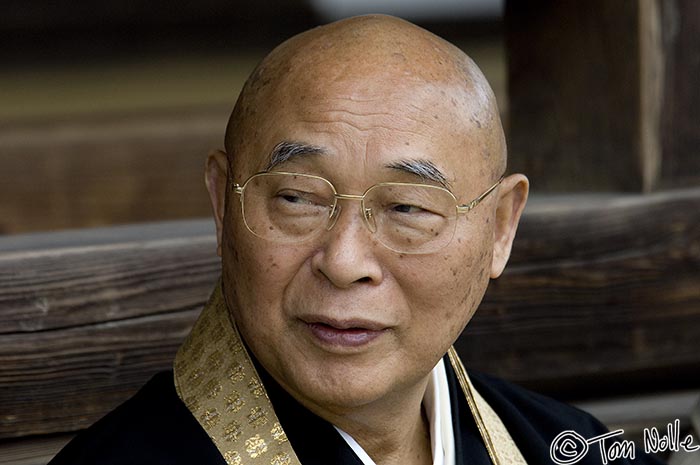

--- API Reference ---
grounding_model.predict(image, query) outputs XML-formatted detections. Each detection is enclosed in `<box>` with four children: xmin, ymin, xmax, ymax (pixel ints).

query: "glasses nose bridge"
<box><xmin>327</xmin><ymin>192</ymin><xmax>375</xmax><ymax>232</ymax></box>
<box><xmin>334</xmin><ymin>193</ymin><xmax>364</xmax><ymax>202</ymax></box>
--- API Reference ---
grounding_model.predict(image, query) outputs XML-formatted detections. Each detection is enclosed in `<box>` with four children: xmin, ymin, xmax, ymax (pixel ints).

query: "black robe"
<box><xmin>49</xmin><ymin>357</ymin><xmax>665</xmax><ymax>465</ymax></box>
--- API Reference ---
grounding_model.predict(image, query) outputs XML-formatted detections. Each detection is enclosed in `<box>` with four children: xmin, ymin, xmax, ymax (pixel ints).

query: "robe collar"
<box><xmin>173</xmin><ymin>282</ymin><xmax>527</xmax><ymax>465</ymax></box>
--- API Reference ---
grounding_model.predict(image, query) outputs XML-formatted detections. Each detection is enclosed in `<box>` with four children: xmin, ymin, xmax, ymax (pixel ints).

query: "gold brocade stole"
<box><xmin>447</xmin><ymin>348</ymin><xmax>528</xmax><ymax>465</ymax></box>
<box><xmin>173</xmin><ymin>284</ymin><xmax>528</xmax><ymax>465</ymax></box>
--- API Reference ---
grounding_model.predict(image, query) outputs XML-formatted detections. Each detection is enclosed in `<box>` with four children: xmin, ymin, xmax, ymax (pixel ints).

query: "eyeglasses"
<box><xmin>231</xmin><ymin>171</ymin><xmax>504</xmax><ymax>254</ymax></box>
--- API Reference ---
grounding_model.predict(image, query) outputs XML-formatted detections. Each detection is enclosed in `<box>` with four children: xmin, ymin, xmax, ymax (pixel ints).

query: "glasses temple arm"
<box><xmin>457</xmin><ymin>176</ymin><xmax>505</xmax><ymax>214</ymax></box>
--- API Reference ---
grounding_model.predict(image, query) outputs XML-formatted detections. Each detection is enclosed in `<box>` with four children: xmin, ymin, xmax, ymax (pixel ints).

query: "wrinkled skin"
<box><xmin>205</xmin><ymin>15</ymin><xmax>529</xmax><ymax>465</ymax></box>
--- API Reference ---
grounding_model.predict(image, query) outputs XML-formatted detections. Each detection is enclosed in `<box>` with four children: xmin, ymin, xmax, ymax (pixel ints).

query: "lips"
<box><xmin>300</xmin><ymin>316</ymin><xmax>389</xmax><ymax>348</ymax></box>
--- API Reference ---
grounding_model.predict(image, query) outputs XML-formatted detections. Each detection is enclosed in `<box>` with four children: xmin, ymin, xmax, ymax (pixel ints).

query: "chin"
<box><xmin>280</xmin><ymin>358</ymin><xmax>396</xmax><ymax>412</ymax></box>
<box><xmin>301</xmin><ymin>376</ymin><xmax>391</xmax><ymax>413</ymax></box>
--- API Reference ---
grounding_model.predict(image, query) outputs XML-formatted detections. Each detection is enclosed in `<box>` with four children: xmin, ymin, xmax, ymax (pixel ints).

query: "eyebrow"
<box><xmin>265</xmin><ymin>141</ymin><xmax>326</xmax><ymax>171</ymax></box>
<box><xmin>265</xmin><ymin>140</ymin><xmax>449</xmax><ymax>189</ymax></box>
<box><xmin>386</xmin><ymin>159</ymin><xmax>450</xmax><ymax>189</ymax></box>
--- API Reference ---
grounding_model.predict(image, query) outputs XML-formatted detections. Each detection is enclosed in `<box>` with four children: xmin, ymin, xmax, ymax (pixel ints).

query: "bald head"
<box><xmin>205</xmin><ymin>19</ymin><xmax>529</xmax><ymax>414</ymax></box>
<box><xmin>225</xmin><ymin>15</ymin><xmax>506</xmax><ymax>178</ymax></box>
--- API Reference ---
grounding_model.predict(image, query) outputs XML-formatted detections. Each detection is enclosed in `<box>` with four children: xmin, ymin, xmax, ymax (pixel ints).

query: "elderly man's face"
<box><xmin>206</xmin><ymin>22</ymin><xmax>526</xmax><ymax>415</ymax></box>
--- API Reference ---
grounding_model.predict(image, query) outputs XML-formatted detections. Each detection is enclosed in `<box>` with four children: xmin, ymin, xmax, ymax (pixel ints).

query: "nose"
<box><xmin>311</xmin><ymin>201</ymin><xmax>384</xmax><ymax>288</ymax></box>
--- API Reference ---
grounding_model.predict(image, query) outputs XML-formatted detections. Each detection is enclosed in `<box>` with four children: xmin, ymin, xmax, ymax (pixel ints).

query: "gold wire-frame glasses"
<box><xmin>231</xmin><ymin>171</ymin><xmax>504</xmax><ymax>254</ymax></box>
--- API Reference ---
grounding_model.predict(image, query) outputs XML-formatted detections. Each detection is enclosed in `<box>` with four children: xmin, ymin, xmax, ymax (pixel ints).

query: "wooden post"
<box><xmin>506</xmin><ymin>0</ymin><xmax>700</xmax><ymax>192</ymax></box>
<box><xmin>657</xmin><ymin>0</ymin><xmax>700</xmax><ymax>190</ymax></box>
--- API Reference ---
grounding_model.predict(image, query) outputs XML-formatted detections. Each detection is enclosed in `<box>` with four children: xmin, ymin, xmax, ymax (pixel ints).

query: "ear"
<box><xmin>204</xmin><ymin>150</ymin><xmax>229</xmax><ymax>257</ymax></box>
<box><xmin>490</xmin><ymin>174</ymin><xmax>529</xmax><ymax>278</ymax></box>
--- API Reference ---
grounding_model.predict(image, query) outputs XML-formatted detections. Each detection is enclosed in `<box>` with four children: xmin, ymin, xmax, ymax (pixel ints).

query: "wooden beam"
<box><xmin>0</xmin><ymin>221</ymin><xmax>220</xmax><ymax>438</ymax></box>
<box><xmin>0</xmin><ymin>434</ymin><xmax>73</xmax><ymax>465</ymax></box>
<box><xmin>0</xmin><ymin>108</ymin><xmax>227</xmax><ymax>235</ymax></box>
<box><xmin>1</xmin><ymin>189</ymin><xmax>699</xmax><ymax>438</ymax></box>
<box><xmin>577</xmin><ymin>390</ymin><xmax>698</xmax><ymax>463</ymax></box>
<box><xmin>576</xmin><ymin>390</ymin><xmax>699</xmax><ymax>433</ymax></box>
<box><xmin>668</xmin><ymin>395</ymin><xmax>700</xmax><ymax>464</ymax></box>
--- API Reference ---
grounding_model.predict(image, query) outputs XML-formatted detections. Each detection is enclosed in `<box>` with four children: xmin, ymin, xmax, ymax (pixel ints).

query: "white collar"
<box><xmin>334</xmin><ymin>358</ymin><xmax>455</xmax><ymax>465</ymax></box>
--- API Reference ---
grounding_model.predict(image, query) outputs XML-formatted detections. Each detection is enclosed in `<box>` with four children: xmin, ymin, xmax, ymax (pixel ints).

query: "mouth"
<box><xmin>300</xmin><ymin>317</ymin><xmax>389</xmax><ymax>348</ymax></box>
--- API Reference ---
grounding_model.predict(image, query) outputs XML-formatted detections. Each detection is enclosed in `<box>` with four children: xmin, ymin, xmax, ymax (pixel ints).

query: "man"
<box><xmin>51</xmin><ymin>15</ymin><xmax>663</xmax><ymax>465</ymax></box>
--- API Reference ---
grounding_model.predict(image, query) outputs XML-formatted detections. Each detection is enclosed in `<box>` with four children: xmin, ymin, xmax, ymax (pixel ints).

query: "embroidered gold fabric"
<box><xmin>174</xmin><ymin>283</ymin><xmax>527</xmax><ymax>465</ymax></box>
<box><xmin>173</xmin><ymin>284</ymin><xmax>301</xmax><ymax>465</ymax></box>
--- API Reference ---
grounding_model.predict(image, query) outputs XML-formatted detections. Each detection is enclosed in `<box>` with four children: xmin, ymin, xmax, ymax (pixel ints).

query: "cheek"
<box><xmin>224</xmin><ymin>223</ymin><xmax>308</xmax><ymax>312</ymax></box>
<box><xmin>403</xmin><ymin>237</ymin><xmax>493</xmax><ymax>335</ymax></box>
<box><xmin>455</xmin><ymin>239</ymin><xmax>492</xmax><ymax>299</ymax></box>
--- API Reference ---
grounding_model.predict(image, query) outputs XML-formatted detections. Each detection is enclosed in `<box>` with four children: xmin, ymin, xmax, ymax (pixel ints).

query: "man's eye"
<box><xmin>276</xmin><ymin>191</ymin><xmax>317</xmax><ymax>205</ymax></box>
<box><xmin>391</xmin><ymin>204</ymin><xmax>424</xmax><ymax>214</ymax></box>
<box><xmin>281</xmin><ymin>194</ymin><xmax>308</xmax><ymax>204</ymax></box>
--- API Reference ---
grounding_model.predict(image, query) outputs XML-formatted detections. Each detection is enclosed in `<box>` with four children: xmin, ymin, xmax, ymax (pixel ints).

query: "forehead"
<box><xmin>285</xmin><ymin>78</ymin><xmax>468</xmax><ymax>137</ymax></box>
<box><xmin>240</xmin><ymin>78</ymin><xmax>492</xmax><ymax>182</ymax></box>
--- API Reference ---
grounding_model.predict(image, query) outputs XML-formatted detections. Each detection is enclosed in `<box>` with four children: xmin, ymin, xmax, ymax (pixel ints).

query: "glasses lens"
<box><xmin>241</xmin><ymin>173</ymin><xmax>335</xmax><ymax>242</ymax></box>
<box><xmin>365</xmin><ymin>184</ymin><xmax>457</xmax><ymax>254</ymax></box>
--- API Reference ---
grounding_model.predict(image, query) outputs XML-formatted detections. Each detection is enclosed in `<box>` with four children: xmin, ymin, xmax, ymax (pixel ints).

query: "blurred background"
<box><xmin>0</xmin><ymin>0</ymin><xmax>506</xmax><ymax>235</ymax></box>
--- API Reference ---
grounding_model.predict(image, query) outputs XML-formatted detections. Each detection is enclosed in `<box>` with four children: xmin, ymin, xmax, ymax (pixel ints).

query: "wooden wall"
<box><xmin>3</xmin><ymin>190</ymin><xmax>699</xmax><ymax>460</ymax></box>
<box><xmin>2</xmin><ymin>191</ymin><xmax>699</xmax><ymax>430</ymax></box>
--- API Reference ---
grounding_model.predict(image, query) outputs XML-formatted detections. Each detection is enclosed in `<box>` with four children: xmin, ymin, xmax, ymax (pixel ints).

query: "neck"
<box><xmin>319</xmin><ymin>378</ymin><xmax>433</xmax><ymax>465</ymax></box>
